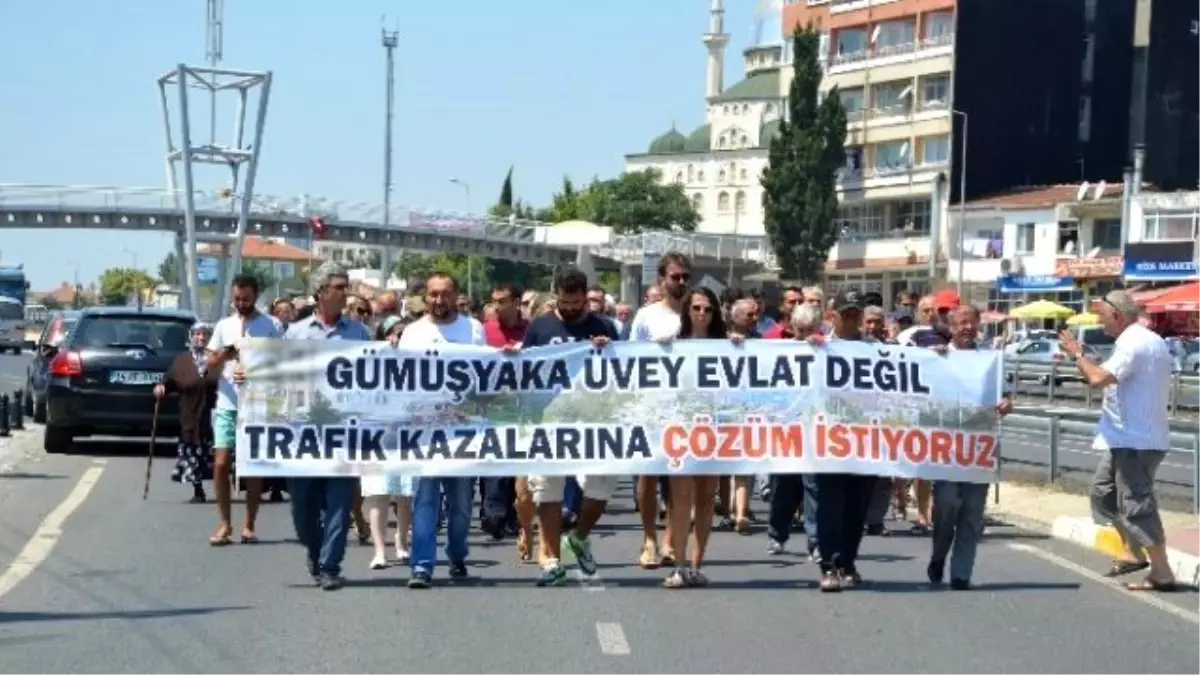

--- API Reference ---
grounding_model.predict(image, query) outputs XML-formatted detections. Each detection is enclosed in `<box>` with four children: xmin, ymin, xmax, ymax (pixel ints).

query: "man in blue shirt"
<box><xmin>282</xmin><ymin>261</ymin><xmax>372</xmax><ymax>590</ymax></box>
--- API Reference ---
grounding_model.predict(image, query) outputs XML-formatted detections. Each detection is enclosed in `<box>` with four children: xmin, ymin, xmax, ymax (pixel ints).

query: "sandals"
<box><xmin>240</xmin><ymin>530</ymin><xmax>258</xmax><ymax>545</ymax></box>
<box><xmin>517</xmin><ymin>530</ymin><xmax>534</xmax><ymax>564</ymax></box>
<box><xmin>660</xmin><ymin>548</ymin><xmax>677</xmax><ymax>566</ymax></box>
<box><xmin>638</xmin><ymin>543</ymin><xmax>661</xmax><ymax>570</ymax></box>
<box><xmin>209</xmin><ymin>526</ymin><xmax>233</xmax><ymax>547</ymax></box>
<box><xmin>1125</xmin><ymin>577</ymin><xmax>1178</xmax><ymax>592</ymax></box>
<box><xmin>1104</xmin><ymin>560</ymin><xmax>1150</xmax><ymax>577</ymax></box>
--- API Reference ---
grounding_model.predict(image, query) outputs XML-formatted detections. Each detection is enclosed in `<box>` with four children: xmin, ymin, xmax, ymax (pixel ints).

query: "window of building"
<box><xmin>687</xmin><ymin>165</ymin><xmax>694</xmax><ymax>182</ymax></box>
<box><xmin>723</xmin><ymin>105</ymin><xmax>730</xmax><ymax>114</ymax></box>
<box><xmin>1092</xmin><ymin>218</ymin><xmax>1121</xmax><ymax>250</ymax></box>
<box><xmin>920</xmin><ymin>135</ymin><xmax>950</xmax><ymax>165</ymax></box>
<box><xmin>843</xmin><ymin>146</ymin><xmax>864</xmax><ymax>175</ymax></box>
<box><xmin>739</xmin><ymin>168</ymin><xmax>748</xmax><ymax>180</ymax></box>
<box><xmin>835</xmin><ymin>28</ymin><xmax>868</xmax><ymax>62</ymax></box>
<box><xmin>674</xmin><ymin>170</ymin><xmax>683</xmax><ymax>184</ymax></box>
<box><xmin>873</xmin><ymin>140</ymin><xmax>910</xmax><ymax>170</ymax></box>
<box><xmin>1144</xmin><ymin>211</ymin><xmax>1199</xmax><ymax>240</ymax></box>
<box><xmin>922</xmin><ymin>10</ymin><xmax>954</xmax><ymax>45</ymax></box>
<box><xmin>741</xmin><ymin>104</ymin><xmax>749</xmax><ymax>114</ymax></box>
<box><xmin>896</xmin><ymin>200</ymin><xmax>931</xmax><ymax>233</ymax></box>
<box><xmin>692</xmin><ymin>193</ymin><xmax>703</xmax><ymax>211</ymax></box>
<box><xmin>718</xmin><ymin>168</ymin><xmax>727</xmax><ymax>182</ymax></box>
<box><xmin>840</xmin><ymin>87</ymin><xmax>865</xmax><ymax>121</ymax></box>
<box><xmin>765</xmin><ymin>103</ymin><xmax>774</xmax><ymax>114</ymax></box>
<box><xmin>1057</xmin><ymin>221</ymin><xmax>1079</xmax><ymax>254</ymax></box>
<box><xmin>740</xmin><ymin>134</ymin><xmax>748</xmax><ymax>146</ymax></box>
<box><xmin>919</xmin><ymin>74</ymin><xmax>950</xmax><ymax>110</ymax></box>
<box><xmin>874</xmin><ymin>19</ymin><xmax>916</xmax><ymax>54</ymax></box>
<box><xmin>718</xmin><ymin>136</ymin><xmax>727</xmax><ymax>149</ymax></box>
<box><xmin>872</xmin><ymin>80</ymin><xmax>912</xmax><ymax>115</ymax></box>
<box><xmin>836</xmin><ymin>202</ymin><xmax>886</xmax><ymax>239</ymax></box>
<box><xmin>1016</xmin><ymin>222</ymin><xmax>1036</xmax><ymax>253</ymax></box>
<box><xmin>735</xmin><ymin>190</ymin><xmax>746</xmax><ymax>214</ymax></box>
<box><xmin>697</xmin><ymin>169</ymin><xmax>705</xmax><ymax>181</ymax></box>
<box><xmin>718</xmin><ymin>191</ymin><xmax>730</xmax><ymax>212</ymax></box>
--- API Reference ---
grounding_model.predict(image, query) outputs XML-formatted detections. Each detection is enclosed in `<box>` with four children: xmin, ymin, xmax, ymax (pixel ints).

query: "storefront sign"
<box><xmin>1123</xmin><ymin>242</ymin><xmax>1198</xmax><ymax>282</ymax></box>
<box><xmin>1054</xmin><ymin>256</ymin><xmax>1123</xmax><ymax>279</ymax></box>
<box><xmin>997</xmin><ymin>275</ymin><xmax>1075</xmax><ymax>293</ymax></box>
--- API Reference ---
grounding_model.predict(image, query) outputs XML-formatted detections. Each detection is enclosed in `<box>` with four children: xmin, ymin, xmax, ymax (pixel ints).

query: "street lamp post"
<box><xmin>952</xmin><ymin>110</ymin><xmax>968</xmax><ymax>294</ymax></box>
<box><xmin>449</xmin><ymin>177</ymin><xmax>473</xmax><ymax>300</ymax></box>
<box><xmin>122</xmin><ymin>248</ymin><xmax>141</xmax><ymax>307</ymax></box>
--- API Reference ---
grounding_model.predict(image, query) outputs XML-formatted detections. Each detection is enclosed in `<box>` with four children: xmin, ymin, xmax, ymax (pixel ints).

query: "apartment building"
<box><xmin>1125</xmin><ymin>190</ymin><xmax>1199</xmax><ymax>283</ymax></box>
<box><xmin>782</xmin><ymin>0</ymin><xmax>1196</xmax><ymax>301</ymax></box>
<box><xmin>782</xmin><ymin>0</ymin><xmax>957</xmax><ymax>301</ymax></box>
<box><xmin>947</xmin><ymin>183</ymin><xmax>1126</xmax><ymax>315</ymax></box>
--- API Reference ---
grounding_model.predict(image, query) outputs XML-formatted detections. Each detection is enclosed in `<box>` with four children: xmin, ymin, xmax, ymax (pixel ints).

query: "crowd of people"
<box><xmin>151</xmin><ymin>251</ymin><xmax>1178</xmax><ymax>595</ymax></box>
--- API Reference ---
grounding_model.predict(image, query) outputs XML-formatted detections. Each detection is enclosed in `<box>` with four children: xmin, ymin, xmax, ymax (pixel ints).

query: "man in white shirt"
<box><xmin>1059</xmin><ymin>290</ymin><xmax>1177</xmax><ymax>592</ymax></box>
<box><xmin>205</xmin><ymin>273</ymin><xmax>284</xmax><ymax>546</ymax></box>
<box><xmin>628</xmin><ymin>251</ymin><xmax>689</xmax><ymax>570</ymax></box>
<box><xmin>397</xmin><ymin>272</ymin><xmax>485</xmax><ymax>589</ymax></box>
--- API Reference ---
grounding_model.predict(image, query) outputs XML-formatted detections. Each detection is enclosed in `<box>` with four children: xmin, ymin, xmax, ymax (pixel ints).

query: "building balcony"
<box><xmin>829</xmin><ymin>228</ymin><xmax>932</xmax><ymax>268</ymax></box>
<box><xmin>837</xmin><ymin>159</ymin><xmax>948</xmax><ymax>190</ymax></box>
<box><xmin>828</xmin><ymin>35</ymin><xmax>955</xmax><ymax>76</ymax></box>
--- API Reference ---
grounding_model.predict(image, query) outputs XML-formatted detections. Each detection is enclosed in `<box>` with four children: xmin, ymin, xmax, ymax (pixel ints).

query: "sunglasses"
<box><xmin>691</xmin><ymin>304</ymin><xmax>714</xmax><ymax>314</ymax></box>
<box><xmin>669</xmin><ymin>273</ymin><xmax>691</xmax><ymax>283</ymax></box>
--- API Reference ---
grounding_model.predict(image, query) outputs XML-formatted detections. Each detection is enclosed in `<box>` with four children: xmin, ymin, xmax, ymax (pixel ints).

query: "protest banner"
<box><xmin>234</xmin><ymin>338</ymin><xmax>1003</xmax><ymax>483</ymax></box>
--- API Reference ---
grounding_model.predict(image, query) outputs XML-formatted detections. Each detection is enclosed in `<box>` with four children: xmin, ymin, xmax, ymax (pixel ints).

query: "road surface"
<box><xmin>0</xmin><ymin>439</ymin><xmax>1196</xmax><ymax>673</ymax></box>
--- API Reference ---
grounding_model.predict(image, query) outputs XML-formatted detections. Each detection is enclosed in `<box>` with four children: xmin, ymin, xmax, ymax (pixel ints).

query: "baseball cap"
<box><xmin>934</xmin><ymin>289</ymin><xmax>961</xmax><ymax>310</ymax></box>
<box><xmin>382</xmin><ymin>315</ymin><xmax>404</xmax><ymax>335</ymax></box>
<box><xmin>832</xmin><ymin>289</ymin><xmax>864</xmax><ymax>312</ymax></box>
<box><xmin>862</xmin><ymin>291</ymin><xmax>884</xmax><ymax>308</ymax></box>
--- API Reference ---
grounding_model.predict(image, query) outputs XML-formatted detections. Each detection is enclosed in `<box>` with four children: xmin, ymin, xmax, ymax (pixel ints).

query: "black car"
<box><xmin>24</xmin><ymin>310</ymin><xmax>82</xmax><ymax>423</ymax></box>
<box><xmin>43</xmin><ymin>306</ymin><xmax>196</xmax><ymax>454</ymax></box>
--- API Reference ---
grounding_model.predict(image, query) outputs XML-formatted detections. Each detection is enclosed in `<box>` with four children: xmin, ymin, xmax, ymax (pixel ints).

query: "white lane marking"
<box><xmin>1008</xmin><ymin>542</ymin><xmax>1199</xmax><ymax>625</ymax></box>
<box><xmin>0</xmin><ymin>460</ymin><xmax>107</xmax><ymax>600</ymax></box>
<box><xmin>595</xmin><ymin>621</ymin><xmax>630</xmax><ymax>655</ymax></box>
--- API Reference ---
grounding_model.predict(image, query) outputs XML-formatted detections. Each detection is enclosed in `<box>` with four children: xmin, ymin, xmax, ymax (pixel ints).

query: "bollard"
<box><xmin>0</xmin><ymin>394</ymin><xmax>9</xmax><ymax>438</ymax></box>
<box><xmin>10</xmin><ymin>390</ymin><xmax>23</xmax><ymax>430</ymax></box>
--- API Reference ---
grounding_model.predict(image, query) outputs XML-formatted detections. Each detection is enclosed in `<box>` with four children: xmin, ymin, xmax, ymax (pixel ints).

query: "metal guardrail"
<box><xmin>1002</xmin><ymin>411</ymin><xmax>1199</xmax><ymax>514</ymax></box>
<box><xmin>1003</xmin><ymin>357</ymin><xmax>1200</xmax><ymax>415</ymax></box>
<box><xmin>0</xmin><ymin>183</ymin><xmax>777</xmax><ymax>267</ymax></box>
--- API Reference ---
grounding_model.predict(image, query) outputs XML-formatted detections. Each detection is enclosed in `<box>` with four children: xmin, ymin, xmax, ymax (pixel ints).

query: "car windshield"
<box><xmin>0</xmin><ymin>301</ymin><xmax>23</xmax><ymax>321</ymax></box>
<box><xmin>73</xmin><ymin>316</ymin><xmax>192</xmax><ymax>350</ymax></box>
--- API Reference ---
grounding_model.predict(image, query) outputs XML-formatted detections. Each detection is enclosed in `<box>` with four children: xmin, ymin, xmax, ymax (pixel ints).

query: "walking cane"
<box><xmin>143</xmin><ymin>398</ymin><xmax>161</xmax><ymax>500</ymax></box>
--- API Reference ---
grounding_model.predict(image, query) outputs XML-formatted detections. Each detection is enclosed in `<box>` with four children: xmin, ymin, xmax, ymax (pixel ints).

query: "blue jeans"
<box><xmin>412</xmin><ymin>477</ymin><xmax>473</xmax><ymax>573</ymax></box>
<box><xmin>288</xmin><ymin>477</ymin><xmax>355</xmax><ymax>577</ymax></box>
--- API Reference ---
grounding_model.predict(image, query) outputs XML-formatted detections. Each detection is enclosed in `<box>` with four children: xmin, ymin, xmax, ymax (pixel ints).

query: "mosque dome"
<box><xmin>648</xmin><ymin>127</ymin><xmax>687</xmax><ymax>155</ymax></box>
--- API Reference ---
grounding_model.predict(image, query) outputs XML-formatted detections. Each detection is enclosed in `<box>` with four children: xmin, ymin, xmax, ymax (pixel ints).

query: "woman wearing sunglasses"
<box><xmin>661</xmin><ymin>285</ymin><xmax>737</xmax><ymax>589</ymax></box>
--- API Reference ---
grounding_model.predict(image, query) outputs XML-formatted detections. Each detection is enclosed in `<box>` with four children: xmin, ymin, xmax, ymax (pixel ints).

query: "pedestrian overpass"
<box><xmin>0</xmin><ymin>183</ymin><xmax>777</xmax><ymax>299</ymax></box>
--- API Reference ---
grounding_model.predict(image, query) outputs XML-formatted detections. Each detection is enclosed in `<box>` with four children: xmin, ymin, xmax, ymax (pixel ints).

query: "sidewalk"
<box><xmin>990</xmin><ymin>481</ymin><xmax>1200</xmax><ymax>587</ymax></box>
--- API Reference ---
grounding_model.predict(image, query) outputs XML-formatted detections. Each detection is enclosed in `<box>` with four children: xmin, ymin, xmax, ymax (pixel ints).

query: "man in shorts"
<box><xmin>520</xmin><ymin>266</ymin><xmax>618</xmax><ymax>586</ymax></box>
<box><xmin>206</xmin><ymin>273</ymin><xmax>283</xmax><ymax>546</ymax></box>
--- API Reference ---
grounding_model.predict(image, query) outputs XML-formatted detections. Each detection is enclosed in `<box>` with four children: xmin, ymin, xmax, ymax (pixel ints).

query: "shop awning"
<box><xmin>1008</xmin><ymin>300</ymin><xmax>1077</xmax><ymax>320</ymax></box>
<box><xmin>1144</xmin><ymin>282</ymin><xmax>1200</xmax><ymax>314</ymax></box>
<box><xmin>1066</xmin><ymin>312</ymin><xmax>1100</xmax><ymax>326</ymax></box>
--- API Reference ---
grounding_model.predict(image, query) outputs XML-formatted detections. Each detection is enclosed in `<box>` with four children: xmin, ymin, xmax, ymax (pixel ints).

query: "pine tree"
<box><xmin>761</xmin><ymin>24</ymin><xmax>847</xmax><ymax>283</ymax></box>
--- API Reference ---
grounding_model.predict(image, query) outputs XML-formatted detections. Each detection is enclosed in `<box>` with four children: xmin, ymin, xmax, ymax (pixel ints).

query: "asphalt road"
<box><xmin>0</xmin><ymin>433</ymin><xmax>1198</xmax><ymax>673</ymax></box>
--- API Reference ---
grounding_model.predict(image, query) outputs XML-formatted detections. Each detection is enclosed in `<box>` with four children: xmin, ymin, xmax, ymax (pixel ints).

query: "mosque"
<box><xmin>624</xmin><ymin>0</ymin><xmax>787</xmax><ymax>238</ymax></box>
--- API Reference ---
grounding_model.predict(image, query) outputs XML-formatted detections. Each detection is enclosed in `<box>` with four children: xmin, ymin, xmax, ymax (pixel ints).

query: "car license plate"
<box><xmin>108</xmin><ymin>370</ymin><xmax>162</xmax><ymax>385</ymax></box>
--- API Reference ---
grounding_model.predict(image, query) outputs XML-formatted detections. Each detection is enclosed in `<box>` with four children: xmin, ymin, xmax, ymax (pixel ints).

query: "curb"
<box><xmin>1050</xmin><ymin>516</ymin><xmax>1200</xmax><ymax>588</ymax></box>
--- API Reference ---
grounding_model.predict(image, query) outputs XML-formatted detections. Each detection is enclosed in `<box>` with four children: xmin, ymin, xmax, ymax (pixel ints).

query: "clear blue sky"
<box><xmin>0</xmin><ymin>0</ymin><xmax>766</xmax><ymax>290</ymax></box>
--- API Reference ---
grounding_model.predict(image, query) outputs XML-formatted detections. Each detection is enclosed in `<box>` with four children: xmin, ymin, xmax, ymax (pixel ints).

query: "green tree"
<box><xmin>393</xmin><ymin>251</ymin><xmax>490</xmax><ymax>299</ymax></box>
<box><xmin>305</xmin><ymin>390</ymin><xmax>341</xmax><ymax>426</ymax></box>
<box><xmin>157</xmin><ymin>253</ymin><xmax>181</xmax><ymax>285</ymax></box>
<box><xmin>761</xmin><ymin>24</ymin><xmax>847</xmax><ymax>283</ymax></box>
<box><xmin>544</xmin><ymin>176</ymin><xmax>584</xmax><ymax>223</ymax></box>
<box><xmin>97</xmin><ymin>267</ymin><xmax>156</xmax><ymax>306</ymax></box>
<box><xmin>582</xmin><ymin>169</ymin><xmax>699</xmax><ymax>234</ymax></box>
<box><xmin>240</xmin><ymin>260</ymin><xmax>278</xmax><ymax>294</ymax></box>
<box><xmin>486</xmin><ymin>168</ymin><xmax>555</xmax><ymax>292</ymax></box>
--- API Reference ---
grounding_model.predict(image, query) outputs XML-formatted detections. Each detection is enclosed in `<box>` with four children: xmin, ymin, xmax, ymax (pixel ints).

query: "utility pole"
<box><xmin>380</xmin><ymin>21</ymin><xmax>399</xmax><ymax>289</ymax></box>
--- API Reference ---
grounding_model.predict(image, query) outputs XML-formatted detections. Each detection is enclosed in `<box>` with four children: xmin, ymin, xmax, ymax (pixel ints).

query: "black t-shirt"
<box><xmin>524</xmin><ymin>312</ymin><xmax>620</xmax><ymax>348</ymax></box>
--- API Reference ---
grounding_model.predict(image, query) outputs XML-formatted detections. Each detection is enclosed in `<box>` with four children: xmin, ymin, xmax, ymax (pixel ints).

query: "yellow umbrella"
<box><xmin>1008</xmin><ymin>300</ymin><xmax>1077</xmax><ymax>320</ymax></box>
<box><xmin>1066</xmin><ymin>312</ymin><xmax>1099</xmax><ymax>326</ymax></box>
